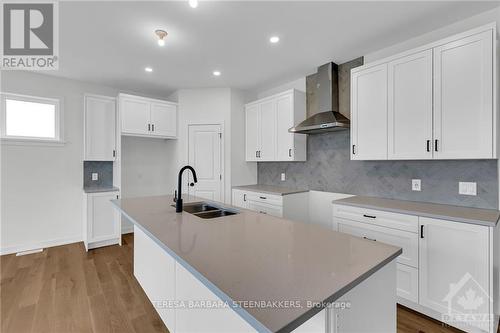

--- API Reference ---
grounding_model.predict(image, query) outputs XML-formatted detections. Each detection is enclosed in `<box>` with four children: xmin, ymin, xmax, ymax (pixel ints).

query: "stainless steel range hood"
<box><xmin>289</xmin><ymin>59</ymin><xmax>363</xmax><ymax>134</ymax></box>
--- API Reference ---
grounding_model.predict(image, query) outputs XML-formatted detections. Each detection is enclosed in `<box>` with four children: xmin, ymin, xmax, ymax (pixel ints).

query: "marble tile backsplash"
<box><xmin>258</xmin><ymin>131</ymin><xmax>498</xmax><ymax>209</ymax></box>
<box><xmin>83</xmin><ymin>161</ymin><xmax>113</xmax><ymax>188</ymax></box>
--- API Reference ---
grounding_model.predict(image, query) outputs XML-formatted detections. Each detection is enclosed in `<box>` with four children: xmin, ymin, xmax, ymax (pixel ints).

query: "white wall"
<box><xmin>256</xmin><ymin>77</ymin><xmax>306</xmax><ymax>100</ymax></box>
<box><xmin>0</xmin><ymin>71</ymin><xmax>118</xmax><ymax>254</ymax></box>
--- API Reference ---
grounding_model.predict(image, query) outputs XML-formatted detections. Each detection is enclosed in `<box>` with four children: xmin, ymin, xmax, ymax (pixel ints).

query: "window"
<box><xmin>1</xmin><ymin>93</ymin><xmax>62</xmax><ymax>143</ymax></box>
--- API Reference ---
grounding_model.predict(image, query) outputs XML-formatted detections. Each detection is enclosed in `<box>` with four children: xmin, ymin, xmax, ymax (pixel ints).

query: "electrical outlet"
<box><xmin>92</xmin><ymin>173</ymin><xmax>98</xmax><ymax>181</ymax></box>
<box><xmin>281</xmin><ymin>173</ymin><xmax>286</xmax><ymax>181</ymax></box>
<box><xmin>459</xmin><ymin>182</ymin><xmax>477</xmax><ymax>196</ymax></box>
<box><xmin>412</xmin><ymin>179</ymin><xmax>421</xmax><ymax>191</ymax></box>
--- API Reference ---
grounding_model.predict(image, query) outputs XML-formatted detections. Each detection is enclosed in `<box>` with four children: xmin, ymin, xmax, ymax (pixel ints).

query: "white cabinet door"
<box><xmin>84</xmin><ymin>95</ymin><xmax>116</xmax><ymax>161</ymax></box>
<box><xmin>276</xmin><ymin>93</ymin><xmax>295</xmax><ymax>161</ymax></box>
<box><xmin>259</xmin><ymin>99</ymin><xmax>277</xmax><ymax>161</ymax></box>
<box><xmin>232</xmin><ymin>189</ymin><xmax>248</xmax><ymax>209</ymax></box>
<box><xmin>134</xmin><ymin>226</ymin><xmax>176</xmax><ymax>331</ymax></box>
<box><xmin>245</xmin><ymin>104</ymin><xmax>260</xmax><ymax>161</ymax></box>
<box><xmin>351</xmin><ymin>63</ymin><xmax>388</xmax><ymax>160</ymax></box>
<box><xmin>87</xmin><ymin>191</ymin><xmax>120</xmax><ymax>243</ymax></box>
<box><xmin>397</xmin><ymin>263</ymin><xmax>419</xmax><ymax>303</ymax></box>
<box><xmin>247</xmin><ymin>201</ymin><xmax>282</xmax><ymax>218</ymax></box>
<box><xmin>419</xmin><ymin>217</ymin><xmax>489</xmax><ymax>331</ymax></box>
<box><xmin>151</xmin><ymin>102</ymin><xmax>176</xmax><ymax>137</ymax></box>
<box><xmin>175</xmin><ymin>263</ymin><xmax>255</xmax><ymax>333</ymax></box>
<box><xmin>433</xmin><ymin>30</ymin><xmax>494</xmax><ymax>159</ymax></box>
<box><xmin>388</xmin><ymin>50</ymin><xmax>433</xmax><ymax>160</ymax></box>
<box><xmin>121</xmin><ymin>97</ymin><xmax>150</xmax><ymax>135</ymax></box>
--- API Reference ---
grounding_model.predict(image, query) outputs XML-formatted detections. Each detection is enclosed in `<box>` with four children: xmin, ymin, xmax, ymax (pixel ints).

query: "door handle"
<box><xmin>352</xmin><ymin>145</ymin><xmax>356</xmax><ymax>155</ymax></box>
<box><xmin>426</xmin><ymin>140</ymin><xmax>430</xmax><ymax>152</ymax></box>
<box><xmin>288</xmin><ymin>148</ymin><xmax>292</xmax><ymax>157</ymax></box>
<box><xmin>152</xmin><ymin>124</ymin><xmax>155</xmax><ymax>132</ymax></box>
<box><xmin>113</xmin><ymin>150</ymin><xmax>116</xmax><ymax>158</ymax></box>
<box><xmin>259</xmin><ymin>211</ymin><xmax>267</xmax><ymax>214</ymax></box>
<box><xmin>243</xmin><ymin>194</ymin><xmax>246</xmax><ymax>201</ymax></box>
<box><xmin>148</xmin><ymin>123</ymin><xmax>151</xmax><ymax>131</ymax></box>
<box><xmin>434</xmin><ymin>139</ymin><xmax>438</xmax><ymax>152</ymax></box>
<box><xmin>259</xmin><ymin>196</ymin><xmax>267</xmax><ymax>200</ymax></box>
<box><xmin>363</xmin><ymin>236</ymin><xmax>376</xmax><ymax>242</ymax></box>
<box><xmin>363</xmin><ymin>214</ymin><xmax>376</xmax><ymax>219</ymax></box>
<box><xmin>421</xmin><ymin>225</ymin><xmax>425</xmax><ymax>239</ymax></box>
<box><xmin>255</xmin><ymin>151</ymin><xmax>258</xmax><ymax>158</ymax></box>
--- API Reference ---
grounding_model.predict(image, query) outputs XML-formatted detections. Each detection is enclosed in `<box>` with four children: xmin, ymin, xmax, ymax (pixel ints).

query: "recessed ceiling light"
<box><xmin>155</xmin><ymin>29</ymin><xmax>168</xmax><ymax>47</ymax></box>
<box><xmin>269</xmin><ymin>36</ymin><xmax>280</xmax><ymax>44</ymax></box>
<box><xmin>188</xmin><ymin>0</ymin><xmax>198</xmax><ymax>8</ymax></box>
<box><xmin>145</xmin><ymin>67</ymin><xmax>153</xmax><ymax>72</ymax></box>
<box><xmin>213</xmin><ymin>70</ymin><xmax>221</xmax><ymax>76</ymax></box>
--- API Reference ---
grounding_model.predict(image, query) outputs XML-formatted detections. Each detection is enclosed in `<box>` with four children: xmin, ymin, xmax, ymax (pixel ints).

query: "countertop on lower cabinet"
<box><xmin>112</xmin><ymin>195</ymin><xmax>401</xmax><ymax>333</ymax></box>
<box><xmin>232</xmin><ymin>184</ymin><xmax>308</xmax><ymax>196</ymax></box>
<box><xmin>332</xmin><ymin>195</ymin><xmax>499</xmax><ymax>227</ymax></box>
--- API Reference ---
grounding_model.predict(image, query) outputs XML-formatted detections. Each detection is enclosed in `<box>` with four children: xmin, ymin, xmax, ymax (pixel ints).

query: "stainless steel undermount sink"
<box><xmin>171</xmin><ymin>202</ymin><xmax>239</xmax><ymax>219</ymax></box>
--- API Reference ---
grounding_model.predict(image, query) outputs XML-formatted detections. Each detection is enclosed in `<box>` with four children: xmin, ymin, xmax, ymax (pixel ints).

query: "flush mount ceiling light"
<box><xmin>213</xmin><ymin>70</ymin><xmax>221</xmax><ymax>76</ymax></box>
<box><xmin>188</xmin><ymin>0</ymin><xmax>198</xmax><ymax>8</ymax></box>
<box><xmin>269</xmin><ymin>36</ymin><xmax>280</xmax><ymax>44</ymax></box>
<box><xmin>155</xmin><ymin>29</ymin><xmax>168</xmax><ymax>46</ymax></box>
<box><xmin>145</xmin><ymin>67</ymin><xmax>153</xmax><ymax>72</ymax></box>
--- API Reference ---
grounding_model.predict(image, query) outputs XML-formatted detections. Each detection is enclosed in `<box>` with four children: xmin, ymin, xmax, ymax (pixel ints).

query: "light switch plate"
<box><xmin>281</xmin><ymin>173</ymin><xmax>286</xmax><ymax>181</ymax></box>
<box><xmin>412</xmin><ymin>179</ymin><xmax>421</xmax><ymax>191</ymax></box>
<box><xmin>92</xmin><ymin>173</ymin><xmax>98</xmax><ymax>181</ymax></box>
<box><xmin>459</xmin><ymin>182</ymin><xmax>477</xmax><ymax>196</ymax></box>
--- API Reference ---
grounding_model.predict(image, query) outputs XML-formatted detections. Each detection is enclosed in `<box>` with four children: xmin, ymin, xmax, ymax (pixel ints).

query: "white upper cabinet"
<box><xmin>245</xmin><ymin>89</ymin><xmax>306</xmax><ymax>162</ymax></box>
<box><xmin>119</xmin><ymin>94</ymin><xmax>177</xmax><ymax>139</ymax></box>
<box><xmin>433</xmin><ymin>30</ymin><xmax>494</xmax><ymax>159</ymax></box>
<box><xmin>84</xmin><ymin>95</ymin><xmax>116</xmax><ymax>161</ymax></box>
<box><xmin>351</xmin><ymin>63</ymin><xmax>388</xmax><ymax>160</ymax></box>
<box><xmin>388</xmin><ymin>50</ymin><xmax>433</xmax><ymax>160</ymax></box>
<box><xmin>351</xmin><ymin>24</ymin><xmax>497</xmax><ymax>160</ymax></box>
<box><xmin>150</xmin><ymin>102</ymin><xmax>177</xmax><ymax>137</ymax></box>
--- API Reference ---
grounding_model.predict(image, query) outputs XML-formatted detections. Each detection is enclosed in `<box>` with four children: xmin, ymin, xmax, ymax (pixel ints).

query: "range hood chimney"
<box><xmin>289</xmin><ymin>58</ymin><xmax>363</xmax><ymax>134</ymax></box>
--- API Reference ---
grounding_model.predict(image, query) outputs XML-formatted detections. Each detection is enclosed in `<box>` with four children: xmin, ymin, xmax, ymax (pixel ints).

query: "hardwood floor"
<box><xmin>1</xmin><ymin>234</ymin><xmax>497</xmax><ymax>333</ymax></box>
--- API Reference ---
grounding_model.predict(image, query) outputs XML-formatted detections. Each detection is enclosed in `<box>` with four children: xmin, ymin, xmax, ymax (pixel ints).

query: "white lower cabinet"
<box><xmin>333</xmin><ymin>204</ymin><xmax>498</xmax><ymax>333</ymax></box>
<box><xmin>419</xmin><ymin>217</ymin><xmax>490</xmax><ymax>333</ymax></box>
<box><xmin>83</xmin><ymin>191</ymin><xmax>120</xmax><ymax>250</ymax></box>
<box><xmin>231</xmin><ymin>188</ymin><xmax>309</xmax><ymax>222</ymax></box>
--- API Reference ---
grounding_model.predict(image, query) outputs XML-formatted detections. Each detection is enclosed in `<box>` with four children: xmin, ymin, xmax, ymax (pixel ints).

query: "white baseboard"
<box><xmin>0</xmin><ymin>236</ymin><xmax>82</xmax><ymax>256</ymax></box>
<box><xmin>121</xmin><ymin>225</ymin><xmax>134</xmax><ymax>234</ymax></box>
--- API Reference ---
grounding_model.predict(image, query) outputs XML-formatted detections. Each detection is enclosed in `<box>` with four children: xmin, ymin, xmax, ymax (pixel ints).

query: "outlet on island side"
<box><xmin>92</xmin><ymin>172</ymin><xmax>99</xmax><ymax>181</ymax></box>
<box><xmin>459</xmin><ymin>182</ymin><xmax>477</xmax><ymax>196</ymax></box>
<box><xmin>412</xmin><ymin>179</ymin><xmax>421</xmax><ymax>191</ymax></box>
<box><xmin>281</xmin><ymin>173</ymin><xmax>286</xmax><ymax>181</ymax></box>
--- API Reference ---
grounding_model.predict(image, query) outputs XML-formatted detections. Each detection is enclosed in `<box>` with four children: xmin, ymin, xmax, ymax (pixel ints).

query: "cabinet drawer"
<box><xmin>246</xmin><ymin>192</ymin><xmax>283</xmax><ymax>206</ymax></box>
<box><xmin>397</xmin><ymin>263</ymin><xmax>418</xmax><ymax>303</ymax></box>
<box><xmin>337</xmin><ymin>218</ymin><xmax>418</xmax><ymax>268</ymax></box>
<box><xmin>333</xmin><ymin>204</ymin><xmax>418</xmax><ymax>233</ymax></box>
<box><xmin>248</xmin><ymin>201</ymin><xmax>283</xmax><ymax>218</ymax></box>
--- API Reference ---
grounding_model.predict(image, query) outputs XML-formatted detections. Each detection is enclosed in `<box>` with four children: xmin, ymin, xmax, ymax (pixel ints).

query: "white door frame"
<box><xmin>187</xmin><ymin>123</ymin><xmax>225</xmax><ymax>203</ymax></box>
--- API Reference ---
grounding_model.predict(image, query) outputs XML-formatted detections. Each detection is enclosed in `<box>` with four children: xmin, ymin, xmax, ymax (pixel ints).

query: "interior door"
<box><xmin>419</xmin><ymin>217</ymin><xmax>489</xmax><ymax>332</ymax></box>
<box><xmin>120</xmin><ymin>97</ymin><xmax>150</xmax><ymax>135</ymax></box>
<box><xmin>351</xmin><ymin>63</ymin><xmax>388</xmax><ymax>160</ymax></box>
<box><xmin>188</xmin><ymin>124</ymin><xmax>222</xmax><ymax>202</ymax></box>
<box><xmin>276</xmin><ymin>93</ymin><xmax>294</xmax><ymax>161</ymax></box>
<box><xmin>150</xmin><ymin>102</ymin><xmax>176</xmax><ymax>137</ymax></box>
<box><xmin>433</xmin><ymin>30</ymin><xmax>493</xmax><ymax>159</ymax></box>
<box><xmin>259</xmin><ymin>99</ymin><xmax>277</xmax><ymax>161</ymax></box>
<box><xmin>84</xmin><ymin>95</ymin><xmax>116</xmax><ymax>161</ymax></box>
<box><xmin>388</xmin><ymin>50</ymin><xmax>433</xmax><ymax>160</ymax></box>
<box><xmin>245</xmin><ymin>104</ymin><xmax>260</xmax><ymax>161</ymax></box>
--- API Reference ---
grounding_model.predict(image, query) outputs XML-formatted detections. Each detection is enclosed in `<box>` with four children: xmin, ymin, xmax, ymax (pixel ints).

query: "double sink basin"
<box><xmin>173</xmin><ymin>202</ymin><xmax>239</xmax><ymax>219</ymax></box>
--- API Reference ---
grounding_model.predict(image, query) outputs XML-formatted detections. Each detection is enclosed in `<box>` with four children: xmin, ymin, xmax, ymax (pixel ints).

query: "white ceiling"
<box><xmin>53</xmin><ymin>1</ymin><xmax>499</xmax><ymax>97</ymax></box>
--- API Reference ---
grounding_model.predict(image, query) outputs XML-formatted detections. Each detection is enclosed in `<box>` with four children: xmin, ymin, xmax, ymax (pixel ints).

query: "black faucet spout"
<box><xmin>176</xmin><ymin>165</ymin><xmax>198</xmax><ymax>213</ymax></box>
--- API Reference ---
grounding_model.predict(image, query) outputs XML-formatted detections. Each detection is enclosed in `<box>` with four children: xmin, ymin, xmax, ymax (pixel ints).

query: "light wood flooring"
<box><xmin>1</xmin><ymin>234</ymin><xmax>498</xmax><ymax>333</ymax></box>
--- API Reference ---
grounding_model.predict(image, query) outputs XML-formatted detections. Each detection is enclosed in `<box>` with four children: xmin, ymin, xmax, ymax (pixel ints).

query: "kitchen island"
<box><xmin>112</xmin><ymin>195</ymin><xmax>402</xmax><ymax>333</ymax></box>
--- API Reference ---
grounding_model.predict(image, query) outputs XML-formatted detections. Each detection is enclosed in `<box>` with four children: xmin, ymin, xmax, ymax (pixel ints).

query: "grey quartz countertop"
<box><xmin>83</xmin><ymin>186</ymin><xmax>120</xmax><ymax>193</ymax></box>
<box><xmin>333</xmin><ymin>196</ymin><xmax>499</xmax><ymax>227</ymax></box>
<box><xmin>232</xmin><ymin>184</ymin><xmax>309</xmax><ymax>196</ymax></box>
<box><xmin>112</xmin><ymin>195</ymin><xmax>401</xmax><ymax>333</ymax></box>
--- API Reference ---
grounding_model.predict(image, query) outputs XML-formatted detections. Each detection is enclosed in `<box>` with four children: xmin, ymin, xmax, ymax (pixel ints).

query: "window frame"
<box><xmin>1</xmin><ymin>92</ymin><xmax>64</xmax><ymax>145</ymax></box>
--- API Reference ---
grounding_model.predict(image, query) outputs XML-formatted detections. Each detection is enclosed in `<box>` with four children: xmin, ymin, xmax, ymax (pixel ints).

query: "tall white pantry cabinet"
<box><xmin>351</xmin><ymin>23</ymin><xmax>497</xmax><ymax>161</ymax></box>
